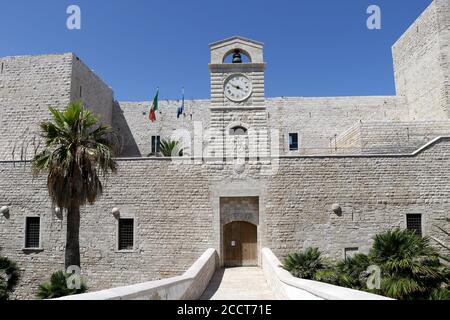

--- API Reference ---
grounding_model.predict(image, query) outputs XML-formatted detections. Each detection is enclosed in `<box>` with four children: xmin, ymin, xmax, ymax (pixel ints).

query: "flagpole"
<box><xmin>182</xmin><ymin>87</ymin><xmax>185</xmax><ymax>119</ymax></box>
<box><xmin>157</xmin><ymin>87</ymin><xmax>160</xmax><ymax>135</ymax></box>
<box><xmin>190</xmin><ymin>97</ymin><xmax>193</xmax><ymax>120</ymax></box>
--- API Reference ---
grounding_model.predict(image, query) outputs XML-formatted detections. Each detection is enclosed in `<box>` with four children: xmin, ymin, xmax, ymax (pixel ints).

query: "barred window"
<box><xmin>25</xmin><ymin>217</ymin><xmax>40</xmax><ymax>248</ymax></box>
<box><xmin>407</xmin><ymin>214</ymin><xmax>422</xmax><ymax>236</ymax></box>
<box><xmin>118</xmin><ymin>219</ymin><xmax>134</xmax><ymax>251</ymax></box>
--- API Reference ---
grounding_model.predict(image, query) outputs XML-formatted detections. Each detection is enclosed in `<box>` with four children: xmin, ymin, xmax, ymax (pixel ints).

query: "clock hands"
<box><xmin>225</xmin><ymin>75</ymin><xmax>251</xmax><ymax>102</ymax></box>
<box><xmin>230</xmin><ymin>83</ymin><xmax>245</xmax><ymax>91</ymax></box>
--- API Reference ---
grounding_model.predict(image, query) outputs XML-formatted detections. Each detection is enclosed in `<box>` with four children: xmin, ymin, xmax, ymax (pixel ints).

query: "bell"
<box><xmin>232</xmin><ymin>50</ymin><xmax>242</xmax><ymax>64</ymax></box>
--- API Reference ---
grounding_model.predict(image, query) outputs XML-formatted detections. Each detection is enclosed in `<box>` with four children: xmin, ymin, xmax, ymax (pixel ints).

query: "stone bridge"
<box><xmin>56</xmin><ymin>248</ymin><xmax>391</xmax><ymax>300</ymax></box>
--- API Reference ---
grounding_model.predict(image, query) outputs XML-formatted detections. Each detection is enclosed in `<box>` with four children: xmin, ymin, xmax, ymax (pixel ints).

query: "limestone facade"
<box><xmin>0</xmin><ymin>0</ymin><xmax>449</xmax><ymax>299</ymax></box>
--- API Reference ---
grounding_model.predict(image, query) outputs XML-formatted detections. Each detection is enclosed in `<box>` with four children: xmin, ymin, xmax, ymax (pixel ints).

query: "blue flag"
<box><xmin>177</xmin><ymin>88</ymin><xmax>185</xmax><ymax>119</ymax></box>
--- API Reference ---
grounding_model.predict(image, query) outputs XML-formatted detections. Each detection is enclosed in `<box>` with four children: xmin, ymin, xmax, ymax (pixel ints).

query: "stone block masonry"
<box><xmin>114</xmin><ymin>96</ymin><xmax>409</xmax><ymax>158</ymax></box>
<box><xmin>0</xmin><ymin>53</ymin><xmax>113</xmax><ymax>161</ymax></box>
<box><xmin>0</xmin><ymin>156</ymin><xmax>215</xmax><ymax>299</ymax></box>
<box><xmin>71</xmin><ymin>55</ymin><xmax>114</xmax><ymax>126</ymax></box>
<box><xmin>393</xmin><ymin>0</ymin><xmax>450</xmax><ymax>120</ymax></box>
<box><xmin>0</xmin><ymin>0</ymin><xmax>449</xmax><ymax>301</ymax></box>
<box><xmin>266</xmin><ymin>138</ymin><xmax>450</xmax><ymax>260</ymax></box>
<box><xmin>267</xmin><ymin>96</ymin><xmax>408</xmax><ymax>155</ymax></box>
<box><xmin>1</xmin><ymin>137</ymin><xmax>449</xmax><ymax>299</ymax></box>
<box><xmin>0</xmin><ymin>54</ymin><xmax>73</xmax><ymax>161</ymax></box>
<box><xmin>335</xmin><ymin>121</ymin><xmax>450</xmax><ymax>154</ymax></box>
<box><xmin>113</xmin><ymin>100</ymin><xmax>210</xmax><ymax>157</ymax></box>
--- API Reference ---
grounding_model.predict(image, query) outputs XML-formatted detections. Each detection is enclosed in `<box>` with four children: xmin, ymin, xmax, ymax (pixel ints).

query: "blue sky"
<box><xmin>0</xmin><ymin>0</ymin><xmax>432</xmax><ymax>101</ymax></box>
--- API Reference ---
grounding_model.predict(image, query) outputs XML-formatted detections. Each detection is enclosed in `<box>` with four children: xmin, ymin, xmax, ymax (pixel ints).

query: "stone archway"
<box><xmin>218</xmin><ymin>196</ymin><xmax>260</xmax><ymax>267</ymax></box>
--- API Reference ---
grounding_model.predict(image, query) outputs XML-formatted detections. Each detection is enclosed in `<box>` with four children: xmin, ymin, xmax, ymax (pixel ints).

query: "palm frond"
<box><xmin>370</xmin><ymin>228</ymin><xmax>448</xmax><ymax>299</ymax></box>
<box><xmin>159</xmin><ymin>139</ymin><xmax>183</xmax><ymax>157</ymax></box>
<box><xmin>36</xmin><ymin>271</ymin><xmax>87</xmax><ymax>299</ymax></box>
<box><xmin>32</xmin><ymin>101</ymin><xmax>119</xmax><ymax>209</ymax></box>
<box><xmin>283</xmin><ymin>248</ymin><xmax>326</xmax><ymax>279</ymax></box>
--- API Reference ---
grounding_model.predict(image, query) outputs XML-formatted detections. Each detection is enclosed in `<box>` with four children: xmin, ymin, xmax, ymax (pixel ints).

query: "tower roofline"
<box><xmin>209</xmin><ymin>36</ymin><xmax>264</xmax><ymax>49</ymax></box>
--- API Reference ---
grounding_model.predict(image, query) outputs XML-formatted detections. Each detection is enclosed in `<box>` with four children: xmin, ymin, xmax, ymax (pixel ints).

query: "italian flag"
<box><xmin>149</xmin><ymin>89</ymin><xmax>159</xmax><ymax>122</ymax></box>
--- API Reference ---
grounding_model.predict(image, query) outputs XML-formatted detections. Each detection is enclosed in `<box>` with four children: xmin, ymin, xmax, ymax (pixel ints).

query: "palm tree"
<box><xmin>334</xmin><ymin>253</ymin><xmax>371</xmax><ymax>290</ymax></box>
<box><xmin>33</xmin><ymin>102</ymin><xmax>119</xmax><ymax>269</ymax></box>
<box><xmin>369</xmin><ymin>229</ymin><xmax>447</xmax><ymax>299</ymax></box>
<box><xmin>159</xmin><ymin>138</ymin><xmax>183</xmax><ymax>157</ymax></box>
<box><xmin>283</xmin><ymin>247</ymin><xmax>326</xmax><ymax>279</ymax></box>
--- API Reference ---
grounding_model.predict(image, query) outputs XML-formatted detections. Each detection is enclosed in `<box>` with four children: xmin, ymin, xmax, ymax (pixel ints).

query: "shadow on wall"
<box><xmin>112</xmin><ymin>101</ymin><xmax>141</xmax><ymax>157</ymax></box>
<box><xmin>199</xmin><ymin>268</ymin><xmax>225</xmax><ymax>300</ymax></box>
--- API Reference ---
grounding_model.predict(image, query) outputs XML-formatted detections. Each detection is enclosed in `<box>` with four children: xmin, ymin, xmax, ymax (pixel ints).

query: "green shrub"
<box><xmin>334</xmin><ymin>254</ymin><xmax>372</xmax><ymax>290</ymax></box>
<box><xmin>36</xmin><ymin>271</ymin><xmax>87</xmax><ymax>299</ymax></box>
<box><xmin>283</xmin><ymin>247</ymin><xmax>326</xmax><ymax>279</ymax></box>
<box><xmin>285</xmin><ymin>229</ymin><xmax>450</xmax><ymax>300</ymax></box>
<box><xmin>0</xmin><ymin>279</ymin><xmax>8</xmax><ymax>300</ymax></box>
<box><xmin>159</xmin><ymin>139</ymin><xmax>183</xmax><ymax>157</ymax></box>
<box><xmin>429</xmin><ymin>288</ymin><xmax>450</xmax><ymax>300</ymax></box>
<box><xmin>0</xmin><ymin>256</ymin><xmax>20</xmax><ymax>300</ymax></box>
<box><xmin>370</xmin><ymin>229</ymin><xmax>448</xmax><ymax>300</ymax></box>
<box><xmin>313</xmin><ymin>268</ymin><xmax>341</xmax><ymax>285</ymax></box>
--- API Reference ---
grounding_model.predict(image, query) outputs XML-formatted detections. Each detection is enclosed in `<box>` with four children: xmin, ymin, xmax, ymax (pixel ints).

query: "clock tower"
<box><xmin>207</xmin><ymin>36</ymin><xmax>269</xmax><ymax>160</ymax></box>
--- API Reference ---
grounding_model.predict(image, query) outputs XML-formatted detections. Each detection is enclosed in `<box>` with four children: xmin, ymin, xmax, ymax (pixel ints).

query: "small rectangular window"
<box><xmin>25</xmin><ymin>217</ymin><xmax>40</xmax><ymax>248</ymax></box>
<box><xmin>151</xmin><ymin>136</ymin><xmax>161</xmax><ymax>154</ymax></box>
<box><xmin>118</xmin><ymin>219</ymin><xmax>134</xmax><ymax>251</ymax></box>
<box><xmin>344</xmin><ymin>247</ymin><xmax>359</xmax><ymax>260</ymax></box>
<box><xmin>289</xmin><ymin>133</ymin><xmax>299</xmax><ymax>151</ymax></box>
<box><xmin>407</xmin><ymin>214</ymin><xmax>422</xmax><ymax>236</ymax></box>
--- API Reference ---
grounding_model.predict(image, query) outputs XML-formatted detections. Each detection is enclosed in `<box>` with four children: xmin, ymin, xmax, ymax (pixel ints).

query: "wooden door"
<box><xmin>224</xmin><ymin>221</ymin><xmax>257</xmax><ymax>267</ymax></box>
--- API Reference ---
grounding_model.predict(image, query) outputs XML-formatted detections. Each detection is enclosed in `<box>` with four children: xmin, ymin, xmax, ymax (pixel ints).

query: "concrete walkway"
<box><xmin>200</xmin><ymin>267</ymin><xmax>278</xmax><ymax>300</ymax></box>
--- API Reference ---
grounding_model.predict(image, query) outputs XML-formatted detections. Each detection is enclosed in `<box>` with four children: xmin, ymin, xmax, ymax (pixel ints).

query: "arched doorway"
<box><xmin>223</xmin><ymin>221</ymin><xmax>257</xmax><ymax>267</ymax></box>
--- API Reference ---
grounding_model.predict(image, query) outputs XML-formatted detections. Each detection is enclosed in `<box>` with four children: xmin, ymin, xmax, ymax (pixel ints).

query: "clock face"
<box><xmin>224</xmin><ymin>74</ymin><xmax>252</xmax><ymax>102</ymax></box>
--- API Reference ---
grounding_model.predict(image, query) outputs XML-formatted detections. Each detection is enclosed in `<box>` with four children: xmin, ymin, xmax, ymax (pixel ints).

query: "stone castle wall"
<box><xmin>70</xmin><ymin>55</ymin><xmax>114</xmax><ymax>125</ymax></box>
<box><xmin>113</xmin><ymin>100</ymin><xmax>210</xmax><ymax>157</ymax></box>
<box><xmin>267</xmin><ymin>96</ymin><xmax>408</xmax><ymax>155</ymax></box>
<box><xmin>1</xmin><ymin>138</ymin><xmax>449</xmax><ymax>298</ymax></box>
<box><xmin>0</xmin><ymin>53</ymin><xmax>113</xmax><ymax>161</ymax></box>
<box><xmin>267</xmin><ymin>138</ymin><xmax>450</xmax><ymax>259</ymax></box>
<box><xmin>1</xmin><ymin>0</ymin><xmax>449</xmax><ymax>160</ymax></box>
<box><xmin>114</xmin><ymin>96</ymin><xmax>409</xmax><ymax>158</ymax></box>
<box><xmin>0</xmin><ymin>1</ymin><xmax>448</xmax><ymax>160</ymax></box>
<box><xmin>335</xmin><ymin>121</ymin><xmax>450</xmax><ymax>154</ymax></box>
<box><xmin>392</xmin><ymin>0</ymin><xmax>450</xmax><ymax>120</ymax></box>
<box><xmin>0</xmin><ymin>54</ymin><xmax>73</xmax><ymax>161</ymax></box>
<box><xmin>0</xmin><ymin>0</ymin><xmax>449</xmax><ymax>300</ymax></box>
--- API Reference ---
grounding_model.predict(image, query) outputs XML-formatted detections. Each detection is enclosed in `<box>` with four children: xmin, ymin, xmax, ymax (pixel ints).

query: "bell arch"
<box><xmin>222</xmin><ymin>48</ymin><xmax>252</xmax><ymax>64</ymax></box>
<box><xmin>209</xmin><ymin>36</ymin><xmax>264</xmax><ymax>64</ymax></box>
